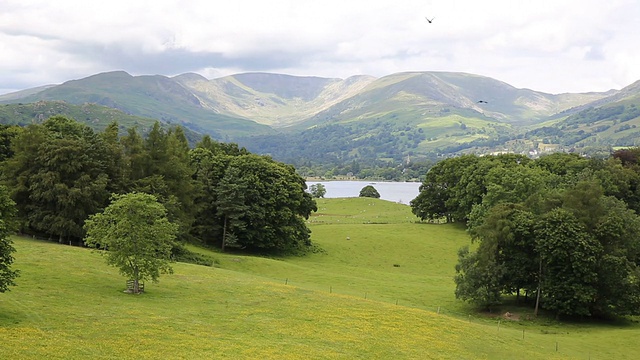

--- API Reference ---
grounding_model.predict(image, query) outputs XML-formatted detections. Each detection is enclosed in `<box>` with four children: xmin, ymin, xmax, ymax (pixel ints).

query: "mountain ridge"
<box><xmin>1</xmin><ymin>70</ymin><xmax>639</xmax><ymax>165</ymax></box>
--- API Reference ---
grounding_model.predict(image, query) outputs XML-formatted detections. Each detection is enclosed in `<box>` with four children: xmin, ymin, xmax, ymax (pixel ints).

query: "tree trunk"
<box><xmin>534</xmin><ymin>257</ymin><xmax>542</xmax><ymax>317</ymax></box>
<box><xmin>221</xmin><ymin>215</ymin><xmax>228</xmax><ymax>252</ymax></box>
<box><xmin>133</xmin><ymin>266</ymin><xmax>140</xmax><ymax>294</ymax></box>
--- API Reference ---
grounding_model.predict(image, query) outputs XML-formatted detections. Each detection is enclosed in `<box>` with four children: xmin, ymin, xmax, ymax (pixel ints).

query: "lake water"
<box><xmin>307</xmin><ymin>181</ymin><xmax>422</xmax><ymax>204</ymax></box>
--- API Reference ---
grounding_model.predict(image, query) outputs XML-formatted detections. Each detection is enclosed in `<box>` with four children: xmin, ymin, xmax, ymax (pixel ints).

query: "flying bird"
<box><xmin>425</xmin><ymin>17</ymin><xmax>435</xmax><ymax>23</ymax></box>
<box><xmin>477</xmin><ymin>100</ymin><xmax>488</xmax><ymax>104</ymax></box>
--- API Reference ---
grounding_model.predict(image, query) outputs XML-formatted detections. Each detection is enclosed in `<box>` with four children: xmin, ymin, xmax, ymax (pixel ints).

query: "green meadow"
<box><xmin>1</xmin><ymin>198</ymin><xmax>639</xmax><ymax>359</ymax></box>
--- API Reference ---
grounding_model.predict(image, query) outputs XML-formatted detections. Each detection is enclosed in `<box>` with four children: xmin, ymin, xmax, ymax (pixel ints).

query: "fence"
<box><xmin>126</xmin><ymin>280</ymin><xmax>145</xmax><ymax>293</ymax></box>
<box><xmin>278</xmin><ymin>277</ymin><xmax>609</xmax><ymax>360</ymax></box>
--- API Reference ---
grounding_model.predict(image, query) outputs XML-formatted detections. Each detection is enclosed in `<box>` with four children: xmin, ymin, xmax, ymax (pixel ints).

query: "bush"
<box><xmin>171</xmin><ymin>243</ymin><xmax>216</xmax><ymax>267</ymax></box>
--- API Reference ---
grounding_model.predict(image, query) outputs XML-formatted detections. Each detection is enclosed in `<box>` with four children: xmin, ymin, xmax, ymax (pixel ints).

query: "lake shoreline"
<box><xmin>306</xmin><ymin>180</ymin><xmax>421</xmax><ymax>204</ymax></box>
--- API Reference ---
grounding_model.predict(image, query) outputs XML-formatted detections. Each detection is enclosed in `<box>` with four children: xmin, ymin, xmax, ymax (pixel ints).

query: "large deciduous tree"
<box><xmin>190</xmin><ymin>144</ymin><xmax>317</xmax><ymax>253</ymax></box>
<box><xmin>220</xmin><ymin>154</ymin><xmax>317</xmax><ymax>252</ymax></box>
<box><xmin>84</xmin><ymin>193</ymin><xmax>178</xmax><ymax>293</ymax></box>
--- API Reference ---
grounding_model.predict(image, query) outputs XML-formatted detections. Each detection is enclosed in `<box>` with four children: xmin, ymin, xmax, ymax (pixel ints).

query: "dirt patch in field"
<box><xmin>478</xmin><ymin>310</ymin><xmax>528</xmax><ymax>321</ymax></box>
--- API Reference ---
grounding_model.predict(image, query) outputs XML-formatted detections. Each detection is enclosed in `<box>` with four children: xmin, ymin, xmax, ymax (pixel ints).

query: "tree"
<box><xmin>0</xmin><ymin>185</ymin><xmax>18</xmax><ymax>293</ymax></box>
<box><xmin>3</xmin><ymin>116</ymin><xmax>110</xmax><ymax>242</ymax></box>
<box><xmin>100</xmin><ymin>122</ymin><xmax>127</xmax><ymax>194</ymax></box>
<box><xmin>466</xmin><ymin>203</ymin><xmax>538</xmax><ymax>303</ymax></box>
<box><xmin>359</xmin><ymin>185</ymin><xmax>380</xmax><ymax>198</ymax></box>
<box><xmin>309</xmin><ymin>183</ymin><xmax>326</xmax><ymax>198</ymax></box>
<box><xmin>219</xmin><ymin>154</ymin><xmax>317</xmax><ymax>252</ymax></box>
<box><xmin>84</xmin><ymin>193</ymin><xmax>178</xmax><ymax>293</ymax></box>
<box><xmin>454</xmin><ymin>246</ymin><xmax>504</xmax><ymax>309</ymax></box>
<box><xmin>190</xmin><ymin>148</ymin><xmax>316</xmax><ymax>253</ymax></box>
<box><xmin>411</xmin><ymin>155</ymin><xmax>481</xmax><ymax>222</ymax></box>
<box><xmin>189</xmin><ymin>148</ymin><xmax>231</xmax><ymax>246</ymax></box>
<box><xmin>535</xmin><ymin>208</ymin><xmax>601</xmax><ymax>317</ymax></box>
<box><xmin>215</xmin><ymin>166</ymin><xmax>248</xmax><ymax>252</ymax></box>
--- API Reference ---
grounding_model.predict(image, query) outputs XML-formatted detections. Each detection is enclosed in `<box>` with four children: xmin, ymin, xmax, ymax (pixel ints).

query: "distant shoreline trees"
<box><xmin>309</xmin><ymin>183</ymin><xmax>326</xmax><ymax>198</ymax></box>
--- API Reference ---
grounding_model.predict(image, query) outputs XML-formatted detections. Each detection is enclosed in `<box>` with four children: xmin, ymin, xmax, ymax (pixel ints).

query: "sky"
<box><xmin>1</xmin><ymin>0</ymin><xmax>639</xmax><ymax>95</ymax></box>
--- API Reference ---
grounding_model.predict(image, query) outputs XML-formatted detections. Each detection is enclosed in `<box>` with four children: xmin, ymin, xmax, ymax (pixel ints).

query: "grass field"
<box><xmin>1</xmin><ymin>198</ymin><xmax>639</xmax><ymax>359</ymax></box>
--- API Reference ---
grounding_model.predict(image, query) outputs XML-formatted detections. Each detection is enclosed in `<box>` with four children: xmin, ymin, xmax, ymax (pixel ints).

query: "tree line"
<box><xmin>0</xmin><ymin>116</ymin><xmax>317</xmax><ymax>254</ymax></box>
<box><xmin>410</xmin><ymin>150</ymin><xmax>640</xmax><ymax>318</ymax></box>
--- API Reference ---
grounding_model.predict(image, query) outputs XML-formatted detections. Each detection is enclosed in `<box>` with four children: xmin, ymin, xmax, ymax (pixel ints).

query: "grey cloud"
<box><xmin>60</xmin><ymin>41</ymin><xmax>314</xmax><ymax>76</ymax></box>
<box><xmin>584</xmin><ymin>46</ymin><xmax>605</xmax><ymax>61</ymax></box>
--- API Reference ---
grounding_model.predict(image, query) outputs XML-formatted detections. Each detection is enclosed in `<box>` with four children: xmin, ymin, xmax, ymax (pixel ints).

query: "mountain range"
<box><xmin>1</xmin><ymin>70</ymin><xmax>639</xmax><ymax>165</ymax></box>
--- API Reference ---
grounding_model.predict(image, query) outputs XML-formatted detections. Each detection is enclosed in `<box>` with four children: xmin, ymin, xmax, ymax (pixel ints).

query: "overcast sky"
<box><xmin>1</xmin><ymin>0</ymin><xmax>639</xmax><ymax>95</ymax></box>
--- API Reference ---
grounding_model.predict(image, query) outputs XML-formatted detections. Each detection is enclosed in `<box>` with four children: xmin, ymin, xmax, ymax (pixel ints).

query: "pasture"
<box><xmin>0</xmin><ymin>197</ymin><xmax>638</xmax><ymax>359</ymax></box>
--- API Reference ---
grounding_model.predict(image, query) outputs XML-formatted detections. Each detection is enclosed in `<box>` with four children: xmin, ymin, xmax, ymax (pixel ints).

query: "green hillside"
<box><xmin>0</xmin><ymin>101</ymin><xmax>202</xmax><ymax>143</ymax></box>
<box><xmin>1</xmin><ymin>198</ymin><xmax>638</xmax><ymax>359</ymax></box>
<box><xmin>7</xmin><ymin>71</ymin><xmax>274</xmax><ymax>139</ymax></box>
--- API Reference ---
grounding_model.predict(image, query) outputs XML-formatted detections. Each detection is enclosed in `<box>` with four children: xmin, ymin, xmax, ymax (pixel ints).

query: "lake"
<box><xmin>306</xmin><ymin>181</ymin><xmax>422</xmax><ymax>204</ymax></box>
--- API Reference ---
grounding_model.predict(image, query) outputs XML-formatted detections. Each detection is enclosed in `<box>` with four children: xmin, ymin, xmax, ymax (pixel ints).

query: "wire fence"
<box><xmin>277</xmin><ymin>276</ymin><xmax>620</xmax><ymax>360</ymax></box>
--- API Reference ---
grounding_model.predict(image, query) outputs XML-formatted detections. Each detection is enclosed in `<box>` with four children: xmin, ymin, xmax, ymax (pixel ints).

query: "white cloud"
<box><xmin>0</xmin><ymin>0</ymin><xmax>638</xmax><ymax>94</ymax></box>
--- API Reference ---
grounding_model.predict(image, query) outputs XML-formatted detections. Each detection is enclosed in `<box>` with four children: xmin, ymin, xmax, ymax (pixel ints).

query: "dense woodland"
<box><xmin>0</xmin><ymin>116</ymin><xmax>316</xmax><ymax>256</ymax></box>
<box><xmin>410</xmin><ymin>150</ymin><xmax>640</xmax><ymax>318</ymax></box>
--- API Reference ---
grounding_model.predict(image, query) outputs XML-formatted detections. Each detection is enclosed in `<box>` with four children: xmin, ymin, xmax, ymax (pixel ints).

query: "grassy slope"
<box><xmin>1</xmin><ymin>198</ymin><xmax>638</xmax><ymax>359</ymax></box>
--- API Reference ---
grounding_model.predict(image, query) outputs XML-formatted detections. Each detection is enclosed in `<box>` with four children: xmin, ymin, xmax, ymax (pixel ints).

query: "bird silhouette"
<box><xmin>477</xmin><ymin>100</ymin><xmax>488</xmax><ymax>104</ymax></box>
<box><xmin>425</xmin><ymin>17</ymin><xmax>435</xmax><ymax>23</ymax></box>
